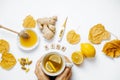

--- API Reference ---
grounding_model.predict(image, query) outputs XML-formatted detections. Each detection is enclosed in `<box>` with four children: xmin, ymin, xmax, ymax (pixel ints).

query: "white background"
<box><xmin>0</xmin><ymin>0</ymin><xmax>120</xmax><ymax>80</ymax></box>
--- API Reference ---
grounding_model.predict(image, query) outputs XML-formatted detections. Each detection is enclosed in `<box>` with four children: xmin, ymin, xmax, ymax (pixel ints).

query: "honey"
<box><xmin>19</xmin><ymin>29</ymin><xmax>38</xmax><ymax>48</ymax></box>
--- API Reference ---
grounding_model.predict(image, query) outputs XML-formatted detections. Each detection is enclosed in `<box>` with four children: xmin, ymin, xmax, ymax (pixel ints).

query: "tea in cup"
<box><xmin>41</xmin><ymin>51</ymin><xmax>72</xmax><ymax>76</ymax></box>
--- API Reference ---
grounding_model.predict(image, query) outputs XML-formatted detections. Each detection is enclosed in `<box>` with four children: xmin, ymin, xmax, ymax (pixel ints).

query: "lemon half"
<box><xmin>71</xmin><ymin>51</ymin><xmax>84</xmax><ymax>65</ymax></box>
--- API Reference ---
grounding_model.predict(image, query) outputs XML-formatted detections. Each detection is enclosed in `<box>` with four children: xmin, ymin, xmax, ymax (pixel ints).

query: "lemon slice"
<box><xmin>45</xmin><ymin>61</ymin><xmax>56</xmax><ymax>73</ymax></box>
<box><xmin>71</xmin><ymin>51</ymin><xmax>84</xmax><ymax>65</ymax></box>
<box><xmin>49</xmin><ymin>54</ymin><xmax>61</xmax><ymax>64</ymax></box>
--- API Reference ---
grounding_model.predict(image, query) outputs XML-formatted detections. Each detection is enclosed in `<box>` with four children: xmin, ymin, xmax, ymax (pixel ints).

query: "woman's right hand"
<box><xmin>55</xmin><ymin>56</ymin><xmax>72</xmax><ymax>80</ymax></box>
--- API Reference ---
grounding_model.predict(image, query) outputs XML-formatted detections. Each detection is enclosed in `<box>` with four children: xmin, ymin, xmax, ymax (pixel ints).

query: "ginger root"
<box><xmin>37</xmin><ymin>16</ymin><xmax>57</xmax><ymax>40</ymax></box>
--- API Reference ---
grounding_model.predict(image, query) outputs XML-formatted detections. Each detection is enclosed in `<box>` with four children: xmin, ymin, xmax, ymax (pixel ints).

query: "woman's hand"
<box><xmin>55</xmin><ymin>56</ymin><xmax>72</xmax><ymax>80</ymax></box>
<box><xmin>35</xmin><ymin>58</ymin><xmax>50</xmax><ymax>80</ymax></box>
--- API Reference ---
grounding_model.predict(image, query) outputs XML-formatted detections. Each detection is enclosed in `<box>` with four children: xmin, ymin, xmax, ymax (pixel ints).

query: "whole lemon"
<box><xmin>81</xmin><ymin>43</ymin><xmax>96</xmax><ymax>58</ymax></box>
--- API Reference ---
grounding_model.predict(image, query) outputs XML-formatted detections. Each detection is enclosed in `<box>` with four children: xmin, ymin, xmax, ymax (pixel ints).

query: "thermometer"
<box><xmin>58</xmin><ymin>17</ymin><xmax>68</xmax><ymax>42</ymax></box>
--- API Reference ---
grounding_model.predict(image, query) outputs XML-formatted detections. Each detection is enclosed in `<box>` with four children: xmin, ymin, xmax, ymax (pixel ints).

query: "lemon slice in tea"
<box><xmin>49</xmin><ymin>54</ymin><xmax>61</xmax><ymax>64</ymax></box>
<box><xmin>71</xmin><ymin>51</ymin><xmax>84</xmax><ymax>65</ymax></box>
<box><xmin>45</xmin><ymin>61</ymin><xmax>56</xmax><ymax>73</ymax></box>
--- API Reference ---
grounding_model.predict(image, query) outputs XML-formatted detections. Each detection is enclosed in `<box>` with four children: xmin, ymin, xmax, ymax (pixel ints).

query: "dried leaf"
<box><xmin>0</xmin><ymin>39</ymin><xmax>9</xmax><ymax>54</ymax></box>
<box><xmin>89</xmin><ymin>24</ymin><xmax>110</xmax><ymax>44</ymax></box>
<box><xmin>67</xmin><ymin>30</ymin><xmax>80</xmax><ymax>44</ymax></box>
<box><xmin>0</xmin><ymin>53</ymin><xmax>16</xmax><ymax>70</ymax></box>
<box><xmin>102</xmin><ymin>39</ymin><xmax>120</xmax><ymax>58</ymax></box>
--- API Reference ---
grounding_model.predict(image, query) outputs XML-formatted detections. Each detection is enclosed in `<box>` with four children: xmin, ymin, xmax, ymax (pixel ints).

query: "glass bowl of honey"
<box><xmin>17</xmin><ymin>28</ymin><xmax>39</xmax><ymax>51</ymax></box>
